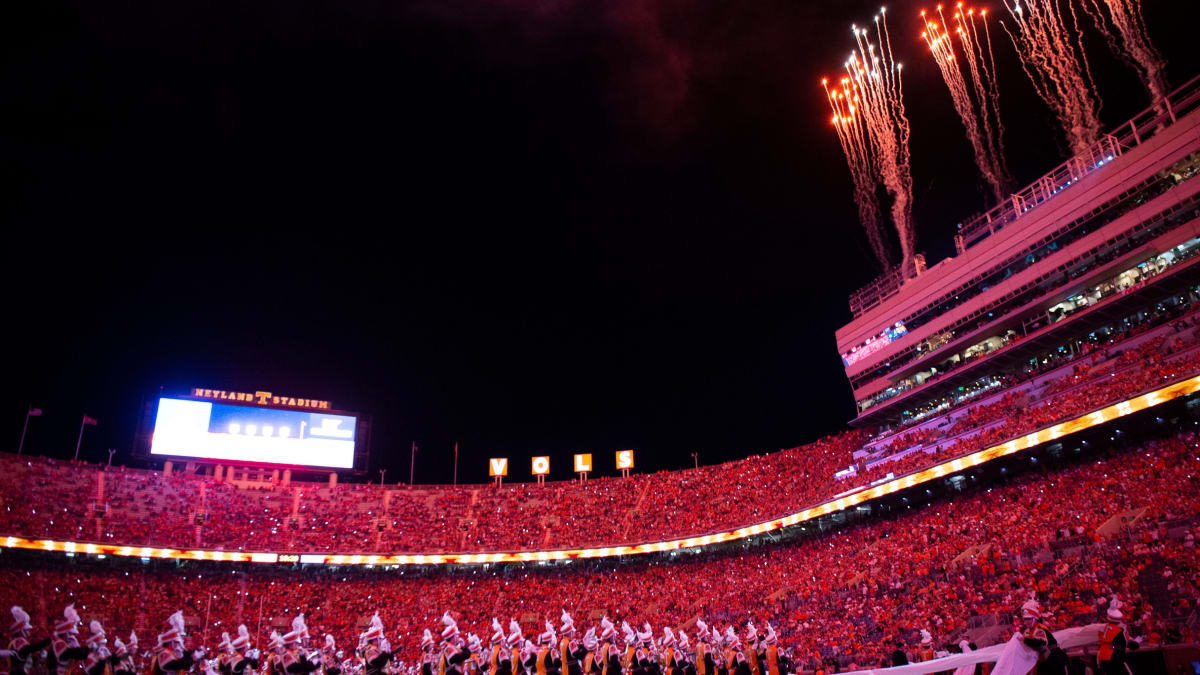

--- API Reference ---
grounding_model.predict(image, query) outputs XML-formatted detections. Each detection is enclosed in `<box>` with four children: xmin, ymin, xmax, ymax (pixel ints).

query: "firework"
<box><xmin>822</xmin><ymin>8</ymin><xmax>915</xmax><ymax>275</ymax></box>
<box><xmin>1079</xmin><ymin>0</ymin><xmax>1167</xmax><ymax>107</ymax></box>
<box><xmin>922</xmin><ymin>4</ymin><xmax>1013</xmax><ymax>203</ymax></box>
<box><xmin>1002</xmin><ymin>0</ymin><xmax>1102</xmax><ymax>155</ymax></box>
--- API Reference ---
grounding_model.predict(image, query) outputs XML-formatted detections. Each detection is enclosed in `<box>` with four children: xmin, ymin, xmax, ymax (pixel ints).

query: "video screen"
<box><xmin>150</xmin><ymin>397</ymin><xmax>356</xmax><ymax>469</ymax></box>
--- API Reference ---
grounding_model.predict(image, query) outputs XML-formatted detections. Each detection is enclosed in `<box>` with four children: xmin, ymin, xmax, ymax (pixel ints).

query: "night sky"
<box><xmin>5</xmin><ymin>0</ymin><xmax>1200</xmax><ymax>483</ymax></box>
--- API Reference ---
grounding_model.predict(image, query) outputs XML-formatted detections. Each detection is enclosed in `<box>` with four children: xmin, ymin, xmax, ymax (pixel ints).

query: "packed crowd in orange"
<box><xmin>0</xmin><ymin>430</ymin><xmax>1195</xmax><ymax>671</ymax></box>
<box><xmin>2</xmin><ymin>322</ymin><xmax>1198</xmax><ymax>557</ymax></box>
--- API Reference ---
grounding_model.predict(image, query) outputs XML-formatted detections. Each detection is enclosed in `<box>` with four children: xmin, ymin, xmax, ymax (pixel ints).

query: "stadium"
<box><xmin>4</xmin><ymin>3</ymin><xmax>1200</xmax><ymax>675</ymax></box>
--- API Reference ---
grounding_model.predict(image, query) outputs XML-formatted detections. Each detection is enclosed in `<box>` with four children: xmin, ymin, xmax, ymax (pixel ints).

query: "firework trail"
<box><xmin>1079</xmin><ymin>0</ymin><xmax>1167</xmax><ymax>107</ymax></box>
<box><xmin>921</xmin><ymin>4</ymin><xmax>1013</xmax><ymax>203</ymax></box>
<box><xmin>822</xmin><ymin>8</ymin><xmax>916</xmax><ymax>274</ymax></box>
<box><xmin>1002</xmin><ymin>0</ymin><xmax>1102</xmax><ymax>155</ymax></box>
<box><xmin>824</xmin><ymin>79</ymin><xmax>892</xmax><ymax>269</ymax></box>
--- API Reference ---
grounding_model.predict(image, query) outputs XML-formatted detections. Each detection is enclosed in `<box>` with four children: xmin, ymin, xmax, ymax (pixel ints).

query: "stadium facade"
<box><xmin>838</xmin><ymin>77</ymin><xmax>1200</xmax><ymax>431</ymax></box>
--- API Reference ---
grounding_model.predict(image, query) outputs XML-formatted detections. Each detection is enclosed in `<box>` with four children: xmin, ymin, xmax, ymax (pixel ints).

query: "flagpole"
<box><xmin>18</xmin><ymin>407</ymin><xmax>32</xmax><ymax>455</ymax></box>
<box><xmin>410</xmin><ymin>442</ymin><xmax>417</xmax><ymax>485</ymax></box>
<box><xmin>453</xmin><ymin>442</ymin><xmax>458</xmax><ymax>486</ymax></box>
<box><xmin>74</xmin><ymin>416</ymin><xmax>86</xmax><ymax>462</ymax></box>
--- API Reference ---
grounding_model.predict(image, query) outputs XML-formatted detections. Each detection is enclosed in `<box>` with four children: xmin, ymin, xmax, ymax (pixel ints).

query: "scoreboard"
<box><xmin>143</xmin><ymin>389</ymin><xmax>366</xmax><ymax>471</ymax></box>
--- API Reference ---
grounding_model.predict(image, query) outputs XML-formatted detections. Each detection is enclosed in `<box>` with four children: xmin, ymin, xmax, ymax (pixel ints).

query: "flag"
<box><xmin>82</xmin><ymin>415</ymin><xmax>98</xmax><ymax>426</ymax></box>
<box><xmin>27</xmin><ymin>408</ymin><xmax>42</xmax><ymax>417</ymax></box>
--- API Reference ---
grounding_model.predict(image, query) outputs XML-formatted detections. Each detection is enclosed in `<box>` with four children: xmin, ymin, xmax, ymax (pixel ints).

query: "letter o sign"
<box><xmin>531</xmin><ymin>456</ymin><xmax>550</xmax><ymax>476</ymax></box>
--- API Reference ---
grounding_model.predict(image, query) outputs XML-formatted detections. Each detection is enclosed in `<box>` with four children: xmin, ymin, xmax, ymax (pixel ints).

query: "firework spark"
<box><xmin>1002</xmin><ymin>0</ymin><xmax>1102</xmax><ymax>155</ymax></box>
<box><xmin>822</xmin><ymin>8</ymin><xmax>915</xmax><ymax>274</ymax></box>
<box><xmin>1080</xmin><ymin>0</ymin><xmax>1167</xmax><ymax>107</ymax></box>
<box><xmin>922</xmin><ymin>4</ymin><xmax>1013</xmax><ymax>203</ymax></box>
<box><xmin>824</xmin><ymin>78</ymin><xmax>891</xmax><ymax>269</ymax></box>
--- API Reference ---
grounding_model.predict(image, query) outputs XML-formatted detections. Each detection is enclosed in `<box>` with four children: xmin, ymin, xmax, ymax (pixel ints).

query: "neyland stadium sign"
<box><xmin>191</xmin><ymin>388</ymin><xmax>332</xmax><ymax>411</ymax></box>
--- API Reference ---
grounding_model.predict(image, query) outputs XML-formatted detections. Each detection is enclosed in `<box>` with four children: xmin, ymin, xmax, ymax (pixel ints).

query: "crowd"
<box><xmin>0</xmin><ymin>323</ymin><xmax>1198</xmax><ymax>558</ymax></box>
<box><xmin>0</xmin><ymin>429</ymin><xmax>1195</xmax><ymax>674</ymax></box>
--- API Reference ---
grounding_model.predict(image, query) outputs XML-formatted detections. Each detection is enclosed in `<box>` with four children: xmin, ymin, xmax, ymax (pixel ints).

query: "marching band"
<box><xmin>0</xmin><ymin>606</ymin><xmax>794</xmax><ymax>675</ymax></box>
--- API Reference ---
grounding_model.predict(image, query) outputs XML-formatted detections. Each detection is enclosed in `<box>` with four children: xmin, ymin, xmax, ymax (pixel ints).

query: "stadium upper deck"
<box><xmin>838</xmin><ymin>76</ymin><xmax>1200</xmax><ymax>426</ymax></box>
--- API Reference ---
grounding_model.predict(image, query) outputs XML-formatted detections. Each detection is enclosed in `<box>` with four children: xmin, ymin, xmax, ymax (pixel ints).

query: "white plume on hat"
<box><xmin>695</xmin><ymin>619</ymin><xmax>708</xmax><ymax>636</ymax></box>
<box><xmin>662</xmin><ymin>627</ymin><xmax>676</xmax><ymax>646</ymax></box>
<box><xmin>231</xmin><ymin>625</ymin><xmax>250</xmax><ymax>651</ymax></box>
<box><xmin>637</xmin><ymin>623</ymin><xmax>652</xmax><ymax>644</ymax></box>
<box><xmin>113</xmin><ymin>637</ymin><xmax>128</xmax><ymax>657</ymax></box>
<box><xmin>467</xmin><ymin>634</ymin><xmax>482</xmax><ymax>653</ymax></box>
<box><xmin>128</xmin><ymin>631</ymin><xmax>138</xmax><ymax>651</ymax></box>
<box><xmin>10</xmin><ymin>606</ymin><xmax>31</xmax><ymax>633</ymax></box>
<box><xmin>87</xmin><ymin>620</ymin><xmax>106</xmax><ymax>647</ymax></box>
<box><xmin>360</xmin><ymin>612</ymin><xmax>384</xmax><ymax>644</ymax></box>
<box><xmin>441</xmin><ymin>612</ymin><xmax>459</xmax><ymax>642</ymax></box>
<box><xmin>325</xmin><ymin>635</ymin><xmax>335</xmax><ymax>651</ymax></box>
<box><xmin>582</xmin><ymin>628</ymin><xmax>597</xmax><ymax>651</ymax></box>
<box><xmin>724</xmin><ymin>627</ymin><xmax>738</xmax><ymax>646</ymax></box>
<box><xmin>218</xmin><ymin>632</ymin><xmax>231</xmax><ymax>651</ymax></box>
<box><xmin>56</xmin><ymin>604</ymin><xmax>81</xmax><ymax>635</ymax></box>
<box><xmin>420</xmin><ymin>629</ymin><xmax>434</xmax><ymax>650</ymax></box>
<box><xmin>1107</xmin><ymin>608</ymin><xmax>1123</xmax><ymax>621</ymax></box>
<box><xmin>538</xmin><ymin>620</ymin><xmax>555</xmax><ymax>645</ymax></box>
<box><xmin>710</xmin><ymin>626</ymin><xmax>720</xmax><ymax>645</ymax></box>
<box><xmin>491</xmin><ymin>619</ymin><xmax>505</xmax><ymax>645</ymax></box>
<box><xmin>559</xmin><ymin>609</ymin><xmax>575</xmax><ymax>634</ymax></box>
<box><xmin>283</xmin><ymin>614</ymin><xmax>308</xmax><ymax>644</ymax></box>
<box><xmin>763</xmin><ymin>624</ymin><xmax>777</xmax><ymax>646</ymax></box>
<box><xmin>745</xmin><ymin>621</ymin><xmax>757</xmax><ymax>642</ymax></box>
<box><xmin>1020</xmin><ymin>598</ymin><xmax>1042</xmax><ymax>619</ymax></box>
<box><xmin>621</xmin><ymin>621</ymin><xmax>636</xmax><ymax>645</ymax></box>
<box><xmin>920</xmin><ymin>629</ymin><xmax>932</xmax><ymax>646</ymax></box>
<box><xmin>507</xmin><ymin>619</ymin><xmax>523</xmax><ymax>647</ymax></box>
<box><xmin>678</xmin><ymin>631</ymin><xmax>690</xmax><ymax>650</ymax></box>
<box><xmin>600</xmin><ymin>616</ymin><xmax>617</xmax><ymax>641</ymax></box>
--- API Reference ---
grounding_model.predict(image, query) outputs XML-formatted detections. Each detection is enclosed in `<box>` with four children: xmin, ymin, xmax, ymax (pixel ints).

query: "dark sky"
<box><xmin>4</xmin><ymin>0</ymin><xmax>1199</xmax><ymax>483</ymax></box>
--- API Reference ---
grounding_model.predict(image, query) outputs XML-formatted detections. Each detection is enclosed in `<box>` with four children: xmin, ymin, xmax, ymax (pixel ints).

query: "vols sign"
<box><xmin>616</xmin><ymin>449</ymin><xmax>635</xmax><ymax>470</ymax></box>
<box><xmin>573</xmin><ymin>453</ymin><xmax>593</xmax><ymax>472</ymax></box>
<box><xmin>531</xmin><ymin>456</ymin><xmax>550</xmax><ymax>475</ymax></box>
<box><xmin>488</xmin><ymin>458</ymin><xmax>508</xmax><ymax>477</ymax></box>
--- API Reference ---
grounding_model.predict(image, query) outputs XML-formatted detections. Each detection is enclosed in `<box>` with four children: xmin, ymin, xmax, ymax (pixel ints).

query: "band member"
<box><xmin>658</xmin><ymin>629</ymin><xmax>677</xmax><ymax>675</ymax></box>
<box><xmin>83</xmin><ymin>620</ymin><xmax>113</xmax><ymax>675</ymax></box>
<box><xmin>692</xmin><ymin>622</ymin><xmax>714</xmax><ymax>675</ymax></box>
<box><xmin>8</xmin><ymin>606</ymin><xmax>49</xmax><ymax>675</ymax></box>
<box><xmin>216</xmin><ymin>633</ymin><xmax>236</xmax><ymax>675</ymax></box>
<box><xmin>50</xmin><ymin>605</ymin><xmax>90</xmax><ymax>675</ymax></box>
<box><xmin>634</xmin><ymin>625</ymin><xmax>654</xmax><ymax>675</ymax></box>
<box><xmin>534</xmin><ymin>621</ymin><xmax>559</xmax><ymax>675</ymax></box>
<box><xmin>722</xmin><ymin>629</ymin><xmax>746</xmax><ymax>675</ymax></box>
<box><xmin>597</xmin><ymin>618</ymin><xmax>620</xmax><ymax>675</ymax></box>
<box><xmin>153</xmin><ymin>611</ymin><xmax>199</xmax><ymax>675</ymax></box>
<box><xmin>280</xmin><ymin>616</ymin><xmax>319</xmax><ymax>675</ymax></box>
<box><xmin>112</xmin><ymin>633</ymin><xmax>138</xmax><ymax>675</ymax></box>
<box><xmin>360</xmin><ymin>615</ymin><xmax>393</xmax><ymax>675</ymax></box>
<box><xmin>620</xmin><ymin>624</ymin><xmax>637</xmax><ymax>675</ymax></box>
<box><xmin>321</xmin><ymin>636</ymin><xmax>341</xmax><ymax>675</ymax></box>
<box><xmin>1097</xmin><ymin>607</ymin><xmax>1127</xmax><ymax>675</ymax></box>
<box><xmin>464</xmin><ymin>635</ymin><xmax>484</xmax><ymax>675</ymax></box>
<box><xmin>579</xmin><ymin>629</ymin><xmax>598</xmax><ymax>675</ymax></box>
<box><xmin>759</xmin><ymin>626</ymin><xmax>782</xmax><ymax>675</ymax></box>
<box><xmin>485</xmin><ymin>620</ymin><xmax>510</xmax><ymax>675</ymax></box>
<box><xmin>439</xmin><ymin>613</ymin><xmax>469</xmax><ymax>675</ymax></box>
<box><xmin>675</xmin><ymin>632</ymin><xmax>694</xmax><ymax>675</ymax></box>
<box><xmin>558</xmin><ymin>612</ymin><xmax>584</xmax><ymax>675</ymax></box>
<box><xmin>231</xmin><ymin>626</ymin><xmax>259</xmax><ymax>675</ymax></box>
<box><xmin>741</xmin><ymin>624</ymin><xmax>757</xmax><ymax>675</ymax></box>
<box><xmin>416</xmin><ymin>630</ymin><xmax>436</xmax><ymax>675</ymax></box>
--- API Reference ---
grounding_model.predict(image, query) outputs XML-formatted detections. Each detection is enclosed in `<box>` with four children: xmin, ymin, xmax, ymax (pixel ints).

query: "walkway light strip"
<box><xmin>4</xmin><ymin>375</ymin><xmax>1199</xmax><ymax>566</ymax></box>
